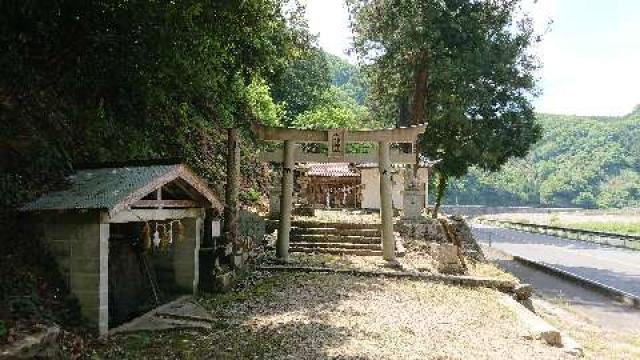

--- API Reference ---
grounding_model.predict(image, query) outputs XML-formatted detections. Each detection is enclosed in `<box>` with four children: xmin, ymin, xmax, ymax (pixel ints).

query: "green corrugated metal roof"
<box><xmin>22</xmin><ymin>165</ymin><xmax>180</xmax><ymax>212</ymax></box>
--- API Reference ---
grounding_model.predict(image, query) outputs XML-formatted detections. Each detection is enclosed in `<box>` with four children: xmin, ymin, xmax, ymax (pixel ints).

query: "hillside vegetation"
<box><xmin>445</xmin><ymin>106</ymin><xmax>640</xmax><ymax>208</ymax></box>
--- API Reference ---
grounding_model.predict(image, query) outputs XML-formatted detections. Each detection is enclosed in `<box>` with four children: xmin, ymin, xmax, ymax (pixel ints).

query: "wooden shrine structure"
<box><xmin>253</xmin><ymin>122</ymin><xmax>426</xmax><ymax>262</ymax></box>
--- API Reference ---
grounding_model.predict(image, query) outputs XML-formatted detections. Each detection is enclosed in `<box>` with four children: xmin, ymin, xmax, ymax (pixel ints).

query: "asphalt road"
<box><xmin>481</xmin><ymin>245</ymin><xmax>640</xmax><ymax>333</ymax></box>
<box><xmin>472</xmin><ymin>223</ymin><xmax>640</xmax><ymax>299</ymax></box>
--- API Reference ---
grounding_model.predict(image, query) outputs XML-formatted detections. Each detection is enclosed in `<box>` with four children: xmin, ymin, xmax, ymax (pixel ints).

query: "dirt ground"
<box><xmin>86</xmin><ymin>208</ymin><xmax>632</xmax><ymax>359</ymax></box>
<box><xmin>93</xmin><ymin>268</ymin><xmax>572</xmax><ymax>359</ymax></box>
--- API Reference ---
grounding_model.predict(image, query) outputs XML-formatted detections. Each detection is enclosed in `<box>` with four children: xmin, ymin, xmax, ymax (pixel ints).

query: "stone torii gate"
<box><xmin>253</xmin><ymin>122</ymin><xmax>426</xmax><ymax>262</ymax></box>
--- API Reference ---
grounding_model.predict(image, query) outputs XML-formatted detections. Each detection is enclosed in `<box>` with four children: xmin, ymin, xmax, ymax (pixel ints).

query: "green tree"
<box><xmin>597</xmin><ymin>169</ymin><xmax>640</xmax><ymax>208</ymax></box>
<box><xmin>247</xmin><ymin>77</ymin><xmax>284</xmax><ymax>127</ymax></box>
<box><xmin>326</xmin><ymin>53</ymin><xmax>369</xmax><ymax>105</ymax></box>
<box><xmin>0</xmin><ymin>0</ymin><xmax>314</xmax><ymax>210</ymax></box>
<box><xmin>348</xmin><ymin>0</ymin><xmax>542</xmax><ymax>216</ymax></box>
<box><xmin>271</xmin><ymin>46</ymin><xmax>332</xmax><ymax>125</ymax></box>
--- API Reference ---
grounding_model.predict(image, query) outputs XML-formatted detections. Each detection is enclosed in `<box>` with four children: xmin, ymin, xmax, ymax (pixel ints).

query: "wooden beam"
<box><xmin>107</xmin><ymin>208</ymin><xmax>203</xmax><ymax>223</ymax></box>
<box><xmin>252</xmin><ymin>122</ymin><xmax>425</xmax><ymax>143</ymax></box>
<box><xmin>132</xmin><ymin>200</ymin><xmax>198</xmax><ymax>208</ymax></box>
<box><xmin>259</xmin><ymin>148</ymin><xmax>417</xmax><ymax>164</ymax></box>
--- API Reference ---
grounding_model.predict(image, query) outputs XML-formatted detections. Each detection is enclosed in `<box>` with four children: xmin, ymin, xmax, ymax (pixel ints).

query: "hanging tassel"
<box><xmin>141</xmin><ymin>222</ymin><xmax>152</xmax><ymax>252</ymax></box>
<box><xmin>152</xmin><ymin>223</ymin><xmax>161</xmax><ymax>249</ymax></box>
<box><xmin>160</xmin><ymin>224</ymin><xmax>170</xmax><ymax>252</ymax></box>
<box><xmin>176</xmin><ymin>220</ymin><xmax>185</xmax><ymax>242</ymax></box>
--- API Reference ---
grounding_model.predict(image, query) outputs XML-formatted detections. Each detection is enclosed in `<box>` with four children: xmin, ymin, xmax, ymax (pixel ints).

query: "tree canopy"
<box><xmin>347</xmin><ymin>0</ymin><xmax>542</xmax><ymax>214</ymax></box>
<box><xmin>0</xmin><ymin>0</ymin><xmax>322</xmax><ymax>208</ymax></box>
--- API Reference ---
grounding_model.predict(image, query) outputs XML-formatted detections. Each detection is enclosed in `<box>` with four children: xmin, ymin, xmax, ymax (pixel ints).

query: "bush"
<box><xmin>238</xmin><ymin>210</ymin><xmax>266</xmax><ymax>246</ymax></box>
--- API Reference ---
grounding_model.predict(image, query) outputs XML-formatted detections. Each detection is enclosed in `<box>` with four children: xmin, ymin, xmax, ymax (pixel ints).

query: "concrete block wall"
<box><xmin>39</xmin><ymin>212</ymin><xmax>109</xmax><ymax>335</ymax></box>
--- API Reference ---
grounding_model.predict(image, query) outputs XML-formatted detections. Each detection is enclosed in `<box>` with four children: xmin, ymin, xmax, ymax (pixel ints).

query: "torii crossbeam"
<box><xmin>253</xmin><ymin>122</ymin><xmax>426</xmax><ymax>262</ymax></box>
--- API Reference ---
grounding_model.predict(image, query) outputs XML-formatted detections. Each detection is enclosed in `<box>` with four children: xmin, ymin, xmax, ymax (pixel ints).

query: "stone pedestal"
<box><xmin>268</xmin><ymin>185</ymin><xmax>281</xmax><ymax>219</ymax></box>
<box><xmin>402</xmin><ymin>187</ymin><xmax>425</xmax><ymax>219</ymax></box>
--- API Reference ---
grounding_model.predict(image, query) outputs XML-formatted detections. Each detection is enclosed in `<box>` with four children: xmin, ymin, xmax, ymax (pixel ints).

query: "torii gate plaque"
<box><xmin>253</xmin><ymin>122</ymin><xmax>426</xmax><ymax>262</ymax></box>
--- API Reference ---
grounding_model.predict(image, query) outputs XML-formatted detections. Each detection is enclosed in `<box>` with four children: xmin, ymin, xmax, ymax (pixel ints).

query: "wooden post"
<box><xmin>379</xmin><ymin>141</ymin><xmax>395</xmax><ymax>261</ymax></box>
<box><xmin>277</xmin><ymin>140</ymin><xmax>295</xmax><ymax>261</ymax></box>
<box><xmin>225</xmin><ymin>128</ymin><xmax>240</xmax><ymax>256</ymax></box>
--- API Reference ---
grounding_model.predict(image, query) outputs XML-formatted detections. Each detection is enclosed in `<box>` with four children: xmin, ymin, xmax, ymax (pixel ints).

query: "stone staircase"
<box><xmin>284</xmin><ymin>221</ymin><xmax>404</xmax><ymax>257</ymax></box>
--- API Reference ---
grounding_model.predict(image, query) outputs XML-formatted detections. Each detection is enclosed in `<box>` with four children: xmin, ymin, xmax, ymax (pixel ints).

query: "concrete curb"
<box><xmin>499</xmin><ymin>295</ymin><xmax>561</xmax><ymax>346</ymax></box>
<box><xmin>257</xmin><ymin>265</ymin><xmax>523</xmax><ymax>295</ymax></box>
<box><xmin>499</xmin><ymin>295</ymin><xmax>584</xmax><ymax>356</ymax></box>
<box><xmin>512</xmin><ymin>255</ymin><xmax>640</xmax><ymax>309</ymax></box>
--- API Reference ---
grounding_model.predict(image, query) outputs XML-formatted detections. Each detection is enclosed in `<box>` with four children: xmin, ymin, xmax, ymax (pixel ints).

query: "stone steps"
<box><xmin>291</xmin><ymin>227</ymin><xmax>382</xmax><ymax>237</ymax></box>
<box><xmin>292</xmin><ymin>221</ymin><xmax>381</xmax><ymax>230</ymax></box>
<box><xmin>290</xmin><ymin>242</ymin><xmax>382</xmax><ymax>251</ymax></box>
<box><xmin>289</xmin><ymin>247</ymin><xmax>383</xmax><ymax>257</ymax></box>
<box><xmin>286</xmin><ymin>221</ymin><xmax>407</xmax><ymax>257</ymax></box>
<box><xmin>290</xmin><ymin>234</ymin><xmax>381</xmax><ymax>245</ymax></box>
<box><xmin>268</xmin><ymin>219</ymin><xmax>381</xmax><ymax>230</ymax></box>
<box><xmin>270</xmin><ymin>218</ymin><xmax>404</xmax><ymax>257</ymax></box>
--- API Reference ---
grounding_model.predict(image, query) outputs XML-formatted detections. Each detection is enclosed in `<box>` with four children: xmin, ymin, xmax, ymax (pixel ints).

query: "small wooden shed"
<box><xmin>22</xmin><ymin>163</ymin><xmax>222</xmax><ymax>335</ymax></box>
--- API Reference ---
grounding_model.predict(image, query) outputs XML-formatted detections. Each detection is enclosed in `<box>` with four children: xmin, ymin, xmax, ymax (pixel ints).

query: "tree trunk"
<box><xmin>432</xmin><ymin>172</ymin><xmax>448</xmax><ymax>219</ymax></box>
<box><xmin>411</xmin><ymin>50</ymin><xmax>429</xmax><ymax>178</ymax></box>
<box><xmin>225</xmin><ymin>128</ymin><xmax>240</xmax><ymax>255</ymax></box>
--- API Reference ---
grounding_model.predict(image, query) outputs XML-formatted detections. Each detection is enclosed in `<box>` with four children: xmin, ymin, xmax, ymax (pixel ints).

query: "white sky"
<box><xmin>305</xmin><ymin>0</ymin><xmax>640</xmax><ymax>116</ymax></box>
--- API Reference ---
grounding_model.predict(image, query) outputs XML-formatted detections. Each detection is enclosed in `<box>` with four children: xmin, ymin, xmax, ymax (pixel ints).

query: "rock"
<box><xmin>0</xmin><ymin>325</ymin><xmax>61</xmax><ymax>359</ymax></box>
<box><xmin>499</xmin><ymin>296</ymin><xmax>562</xmax><ymax>347</ymax></box>
<box><xmin>429</xmin><ymin>243</ymin><xmax>465</xmax><ymax>274</ymax></box>
<box><xmin>397</xmin><ymin>216</ymin><xmax>485</xmax><ymax>261</ymax></box>
<box><xmin>561</xmin><ymin>335</ymin><xmax>584</xmax><ymax>357</ymax></box>
<box><xmin>396</xmin><ymin>218</ymin><xmax>449</xmax><ymax>243</ymax></box>
<box><xmin>214</xmin><ymin>271</ymin><xmax>236</xmax><ymax>292</ymax></box>
<box><xmin>514</xmin><ymin>283</ymin><xmax>534</xmax><ymax>300</ymax></box>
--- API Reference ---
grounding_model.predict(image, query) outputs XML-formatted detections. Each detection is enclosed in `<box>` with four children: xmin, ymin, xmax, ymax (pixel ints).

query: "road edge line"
<box><xmin>512</xmin><ymin>255</ymin><xmax>640</xmax><ymax>309</ymax></box>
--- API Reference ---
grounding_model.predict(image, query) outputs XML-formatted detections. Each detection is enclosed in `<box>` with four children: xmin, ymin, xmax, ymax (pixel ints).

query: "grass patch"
<box><xmin>561</xmin><ymin>221</ymin><xmax>640</xmax><ymax>236</ymax></box>
<box><xmin>198</xmin><ymin>272</ymin><xmax>286</xmax><ymax>308</ymax></box>
<box><xmin>469</xmin><ymin>262</ymin><xmax>520</xmax><ymax>283</ymax></box>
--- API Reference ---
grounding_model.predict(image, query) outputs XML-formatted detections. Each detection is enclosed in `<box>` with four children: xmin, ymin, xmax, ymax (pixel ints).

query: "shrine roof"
<box><xmin>21</xmin><ymin>163</ymin><xmax>222</xmax><ymax>214</ymax></box>
<box><xmin>303</xmin><ymin>163</ymin><xmax>359</xmax><ymax>177</ymax></box>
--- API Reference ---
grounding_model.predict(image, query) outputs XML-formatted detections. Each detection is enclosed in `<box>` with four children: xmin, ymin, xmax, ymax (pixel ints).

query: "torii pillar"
<box><xmin>378</xmin><ymin>141</ymin><xmax>395</xmax><ymax>260</ymax></box>
<box><xmin>253</xmin><ymin>123</ymin><xmax>425</xmax><ymax>263</ymax></box>
<box><xmin>277</xmin><ymin>140</ymin><xmax>295</xmax><ymax>261</ymax></box>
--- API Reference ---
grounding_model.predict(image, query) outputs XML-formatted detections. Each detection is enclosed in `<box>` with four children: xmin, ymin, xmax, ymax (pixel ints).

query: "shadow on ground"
<box><xmin>93</xmin><ymin>271</ymin><xmax>381</xmax><ymax>359</ymax></box>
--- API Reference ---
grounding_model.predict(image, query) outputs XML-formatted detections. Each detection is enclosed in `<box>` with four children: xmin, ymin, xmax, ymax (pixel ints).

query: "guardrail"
<box><xmin>477</xmin><ymin>219</ymin><xmax>640</xmax><ymax>250</ymax></box>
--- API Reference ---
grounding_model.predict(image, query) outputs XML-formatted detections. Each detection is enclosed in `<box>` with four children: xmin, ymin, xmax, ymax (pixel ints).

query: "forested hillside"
<box><xmin>445</xmin><ymin>106</ymin><xmax>640</xmax><ymax>208</ymax></box>
<box><xmin>0</xmin><ymin>1</ymin><xmax>336</xmax><ymax>334</ymax></box>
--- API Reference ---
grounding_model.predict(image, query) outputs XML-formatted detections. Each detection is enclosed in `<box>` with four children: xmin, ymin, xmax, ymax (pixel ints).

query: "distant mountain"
<box><xmin>445</xmin><ymin>107</ymin><xmax>640</xmax><ymax>208</ymax></box>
